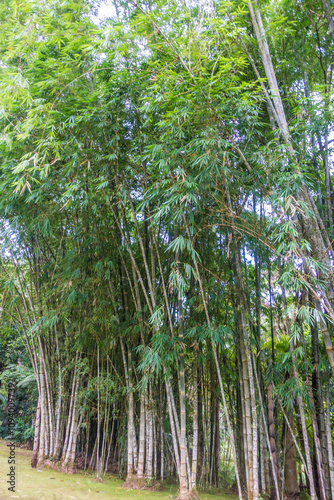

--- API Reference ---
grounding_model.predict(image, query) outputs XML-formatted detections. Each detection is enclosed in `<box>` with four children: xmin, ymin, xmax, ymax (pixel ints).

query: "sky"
<box><xmin>92</xmin><ymin>0</ymin><xmax>116</xmax><ymax>24</ymax></box>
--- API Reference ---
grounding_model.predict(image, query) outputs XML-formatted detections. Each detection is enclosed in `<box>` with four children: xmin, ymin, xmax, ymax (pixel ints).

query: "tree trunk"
<box><xmin>64</xmin><ymin>377</ymin><xmax>79</xmax><ymax>467</ymax></box>
<box><xmin>67</xmin><ymin>408</ymin><xmax>80</xmax><ymax>466</ymax></box>
<box><xmin>127</xmin><ymin>372</ymin><xmax>134</xmax><ymax>479</ymax></box>
<box><xmin>146</xmin><ymin>392</ymin><xmax>154</xmax><ymax>479</ymax></box>
<box><xmin>191</xmin><ymin>360</ymin><xmax>198</xmax><ymax>492</ymax></box>
<box><xmin>325</xmin><ymin>376</ymin><xmax>334</xmax><ymax>499</ymax></box>
<box><xmin>291</xmin><ymin>346</ymin><xmax>317</xmax><ymax>500</ymax></box>
<box><xmin>310</xmin><ymin>304</ymin><xmax>331</xmax><ymax>499</ymax></box>
<box><xmin>283</xmin><ymin>408</ymin><xmax>299</xmax><ymax>498</ymax></box>
<box><xmin>237</xmin><ymin>290</ymin><xmax>255</xmax><ymax>499</ymax></box>
<box><xmin>161</xmin><ymin>421</ymin><xmax>164</xmax><ymax>480</ymax></box>
<box><xmin>137</xmin><ymin>391</ymin><xmax>146</xmax><ymax>478</ymax></box>
<box><xmin>37</xmin><ymin>362</ymin><xmax>46</xmax><ymax>467</ymax></box>
<box><xmin>166</xmin><ymin>379</ymin><xmax>180</xmax><ymax>480</ymax></box>
<box><xmin>62</xmin><ymin>354</ymin><xmax>78</xmax><ymax>461</ymax></box>
<box><xmin>267</xmin><ymin>384</ymin><xmax>280</xmax><ymax>498</ymax></box>
<box><xmin>31</xmin><ymin>396</ymin><xmax>41</xmax><ymax>468</ymax></box>
<box><xmin>178</xmin><ymin>292</ymin><xmax>189</xmax><ymax>499</ymax></box>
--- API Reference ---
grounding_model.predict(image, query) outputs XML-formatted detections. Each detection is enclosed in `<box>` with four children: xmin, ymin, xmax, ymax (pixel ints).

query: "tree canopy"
<box><xmin>1</xmin><ymin>1</ymin><xmax>334</xmax><ymax>500</ymax></box>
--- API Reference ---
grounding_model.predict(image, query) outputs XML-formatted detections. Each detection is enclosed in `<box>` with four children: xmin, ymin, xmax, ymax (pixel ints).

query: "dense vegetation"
<box><xmin>0</xmin><ymin>1</ymin><xmax>334</xmax><ymax>499</ymax></box>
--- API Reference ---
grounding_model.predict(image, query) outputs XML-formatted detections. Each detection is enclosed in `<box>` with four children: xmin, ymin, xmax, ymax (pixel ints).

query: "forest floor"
<box><xmin>0</xmin><ymin>441</ymin><xmax>237</xmax><ymax>500</ymax></box>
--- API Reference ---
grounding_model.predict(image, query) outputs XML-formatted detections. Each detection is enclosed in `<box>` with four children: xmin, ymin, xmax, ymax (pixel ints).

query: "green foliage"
<box><xmin>0</xmin><ymin>0</ymin><xmax>333</xmax><ymax>493</ymax></box>
<box><xmin>0</xmin><ymin>363</ymin><xmax>37</xmax><ymax>444</ymax></box>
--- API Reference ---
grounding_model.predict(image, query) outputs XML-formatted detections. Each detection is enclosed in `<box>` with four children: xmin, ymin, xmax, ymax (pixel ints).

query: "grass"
<box><xmin>0</xmin><ymin>441</ymin><xmax>237</xmax><ymax>500</ymax></box>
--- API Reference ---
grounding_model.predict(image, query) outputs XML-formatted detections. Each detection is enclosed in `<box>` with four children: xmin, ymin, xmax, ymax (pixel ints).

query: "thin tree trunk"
<box><xmin>166</xmin><ymin>379</ymin><xmax>181</xmax><ymax>479</ymax></box>
<box><xmin>259</xmin><ymin>417</ymin><xmax>266</xmax><ymax>495</ymax></box>
<box><xmin>191</xmin><ymin>360</ymin><xmax>198</xmax><ymax>492</ymax></box>
<box><xmin>304</xmin><ymin>72</ymin><xmax>324</xmax><ymax>219</ymax></box>
<box><xmin>283</xmin><ymin>407</ymin><xmax>299</xmax><ymax>498</ymax></box>
<box><xmin>137</xmin><ymin>391</ymin><xmax>146</xmax><ymax>479</ymax></box>
<box><xmin>310</xmin><ymin>299</ymin><xmax>331</xmax><ymax>498</ymax></box>
<box><xmin>325</xmin><ymin>375</ymin><xmax>334</xmax><ymax>499</ymax></box>
<box><xmin>234</xmin><ymin>261</ymin><xmax>255</xmax><ymax>499</ymax></box>
<box><xmin>31</xmin><ymin>396</ymin><xmax>41</xmax><ymax>468</ymax></box>
<box><xmin>54</xmin><ymin>333</ymin><xmax>62</xmax><ymax>460</ymax></box>
<box><xmin>290</xmin><ymin>345</ymin><xmax>317</xmax><ymax>500</ymax></box>
<box><xmin>300</xmin><ymin>319</ymin><xmax>327</xmax><ymax>500</ymax></box>
<box><xmin>96</xmin><ymin>346</ymin><xmax>100</xmax><ymax>478</ymax></box>
<box><xmin>161</xmin><ymin>421</ymin><xmax>164</xmax><ymax>480</ymax></box>
<box><xmin>153</xmin><ymin>414</ymin><xmax>157</xmax><ymax>478</ymax></box>
<box><xmin>104</xmin><ymin>410</ymin><xmax>115</xmax><ymax>475</ymax></box>
<box><xmin>120</xmin><ymin>338</ymin><xmax>134</xmax><ymax>481</ymax></box>
<box><xmin>67</xmin><ymin>409</ymin><xmax>80</xmax><ymax>466</ymax></box>
<box><xmin>146</xmin><ymin>391</ymin><xmax>154</xmax><ymax>480</ymax></box>
<box><xmin>178</xmin><ymin>288</ymin><xmax>189</xmax><ymax>499</ymax></box>
<box><xmin>267</xmin><ymin>384</ymin><xmax>280</xmax><ymax>498</ymax></box>
<box><xmin>64</xmin><ymin>376</ymin><xmax>80</xmax><ymax>467</ymax></box>
<box><xmin>127</xmin><ymin>362</ymin><xmax>134</xmax><ymax>480</ymax></box>
<box><xmin>244</xmin><ymin>319</ymin><xmax>259</xmax><ymax>500</ymax></box>
<box><xmin>62</xmin><ymin>353</ymin><xmax>78</xmax><ymax>461</ymax></box>
<box><xmin>37</xmin><ymin>361</ymin><xmax>46</xmax><ymax>467</ymax></box>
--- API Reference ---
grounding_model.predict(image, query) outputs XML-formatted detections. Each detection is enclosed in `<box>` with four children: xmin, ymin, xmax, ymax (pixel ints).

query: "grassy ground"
<box><xmin>0</xmin><ymin>441</ymin><xmax>237</xmax><ymax>500</ymax></box>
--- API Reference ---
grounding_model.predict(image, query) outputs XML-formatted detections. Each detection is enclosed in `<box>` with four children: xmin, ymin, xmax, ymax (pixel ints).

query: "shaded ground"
<box><xmin>0</xmin><ymin>441</ymin><xmax>237</xmax><ymax>500</ymax></box>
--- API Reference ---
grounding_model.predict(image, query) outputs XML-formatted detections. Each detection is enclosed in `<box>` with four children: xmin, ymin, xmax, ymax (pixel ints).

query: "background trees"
<box><xmin>0</xmin><ymin>0</ymin><xmax>334</xmax><ymax>499</ymax></box>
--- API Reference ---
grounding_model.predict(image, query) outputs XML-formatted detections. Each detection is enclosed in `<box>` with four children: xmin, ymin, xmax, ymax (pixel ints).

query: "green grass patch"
<box><xmin>0</xmin><ymin>441</ymin><xmax>237</xmax><ymax>500</ymax></box>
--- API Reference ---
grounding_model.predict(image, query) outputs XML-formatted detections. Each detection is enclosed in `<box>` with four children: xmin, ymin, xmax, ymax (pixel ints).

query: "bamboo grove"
<box><xmin>0</xmin><ymin>1</ymin><xmax>334</xmax><ymax>499</ymax></box>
